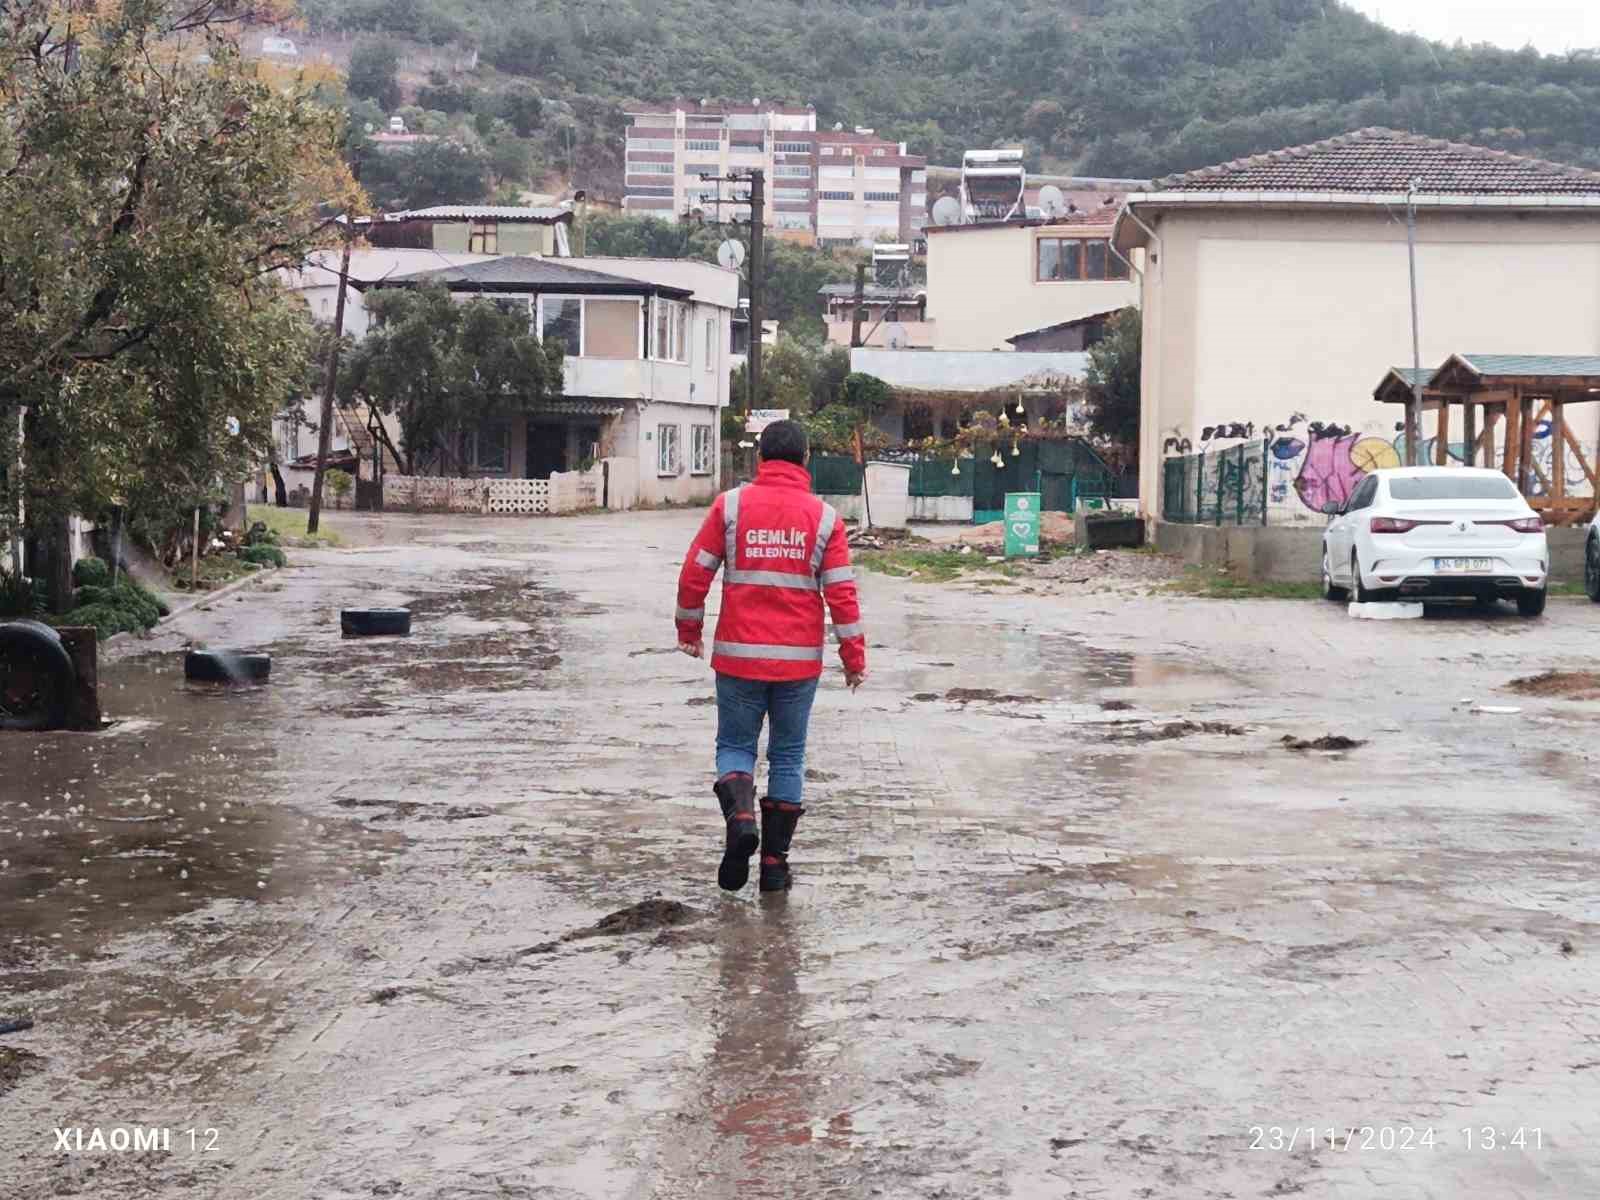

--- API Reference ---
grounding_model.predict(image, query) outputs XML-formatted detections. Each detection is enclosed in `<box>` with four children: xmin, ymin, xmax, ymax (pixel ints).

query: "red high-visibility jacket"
<box><xmin>676</xmin><ymin>459</ymin><xmax>866</xmax><ymax>682</ymax></box>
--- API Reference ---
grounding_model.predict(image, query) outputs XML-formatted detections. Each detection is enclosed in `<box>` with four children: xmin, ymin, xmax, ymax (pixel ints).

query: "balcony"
<box><xmin>564</xmin><ymin>357</ymin><xmax>699</xmax><ymax>406</ymax></box>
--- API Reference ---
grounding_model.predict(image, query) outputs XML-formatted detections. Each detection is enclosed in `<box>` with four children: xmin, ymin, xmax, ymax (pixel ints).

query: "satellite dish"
<box><xmin>884</xmin><ymin>323</ymin><xmax>908</xmax><ymax>350</ymax></box>
<box><xmin>931</xmin><ymin>195</ymin><xmax>962</xmax><ymax>226</ymax></box>
<box><xmin>1038</xmin><ymin>185</ymin><xmax>1065</xmax><ymax>217</ymax></box>
<box><xmin>717</xmin><ymin>239</ymin><xmax>746</xmax><ymax>270</ymax></box>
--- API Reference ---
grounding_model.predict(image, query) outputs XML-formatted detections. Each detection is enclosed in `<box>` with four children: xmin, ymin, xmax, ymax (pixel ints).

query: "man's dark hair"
<box><xmin>758</xmin><ymin>419</ymin><xmax>808</xmax><ymax>466</ymax></box>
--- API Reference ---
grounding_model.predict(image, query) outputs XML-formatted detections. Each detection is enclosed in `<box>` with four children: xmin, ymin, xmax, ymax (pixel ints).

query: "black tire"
<box><xmin>185</xmin><ymin>650</ymin><xmax>271</xmax><ymax>684</ymax></box>
<box><xmin>1351</xmin><ymin>553</ymin><xmax>1396</xmax><ymax>604</ymax></box>
<box><xmin>0</xmin><ymin>620</ymin><xmax>76</xmax><ymax>732</ymax></box>
<box><xmin>341</xmin><ymin>608</ymin><xmax>412</xmax><ymax>637</ymax></box>
<box><xmin>1586</xmin><ymin>536</ymin><xmax>1600</xmax><ymax>603</ymax></box>
<box><xmin>1517</xmin><ymin>588</ymin><xmax>1547</xmax><ymax>618</ymax></box>
<box><xmin>1321</xmin><ymin>545</ymin><xmax>1348</xmax><ymax>602</ymax></box>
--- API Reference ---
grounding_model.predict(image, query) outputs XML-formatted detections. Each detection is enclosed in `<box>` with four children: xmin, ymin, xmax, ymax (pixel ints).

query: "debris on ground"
<box><xmin>369</xmin><ymin>986</ymin><xmax>404</xmax><ymax>1005</ymax></box>
<box><xmin>0</xmin><ymin>1046</ymin><xmax>44</xmax><ymax>1095</ymax></box>
<box><xmin>1472</xmin><ymin>705</ymin><xmax>1523</xmax><ymax>716</ymax></box>
<box><xmin>579</xmin><ymin>899</ymin><xmax>702</xmax><ymax>939</ymax></box>
<box><xmin>847</xmin><ymin>526</ymin><xmax>927</xmax><ymax>551</ymax></box>
<box><xmin>0</xmin><ymin>1017</ymin><xmax>35</xmax><ymax>1036</ymax></box>
<box><xmin>685</xmin><ymin>696</ymin><xmax>715</xmax><ymax>706</ymax></box>
<box><xmin>1561</xmin><ymin>939</ymin><xmax>1576</xmax><ymax>956</ymax></box>
<box><xmin>1100</xmin><ymin>700</ymin><xmax>1134</xmax><ymax>712</ymax></box>
<box><xmin>1279</xmin><ymin>734</ymin><xmax>1365</xmax><ymax>752</ymax></box>
<box><xmin>1113</xmin><ymin>720</ymin><xmax>1246</xmax><ymax>742</ymax></box>
<box><xmin>914</xmin><ymin>687</ymin><xmax>1042</xmax><ymax>705</ymax></box>
<box><xmin>1507</xmin><ymin>670</ymin><xmax>1600</xmax><ymax>699</ymax></box>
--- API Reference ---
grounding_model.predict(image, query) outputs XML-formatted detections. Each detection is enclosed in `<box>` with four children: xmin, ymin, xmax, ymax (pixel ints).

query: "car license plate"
<box><xmin>1435</xmin><ymin>557</ymin><xmax>1492</xmax><ymax>573</ymax></box>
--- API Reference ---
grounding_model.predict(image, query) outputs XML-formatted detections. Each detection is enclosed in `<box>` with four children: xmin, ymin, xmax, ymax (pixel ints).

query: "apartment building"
<box><xmin>622</xmin><ymin>100</ymin><xmax>927</xmax><ymax>246</ymax></box>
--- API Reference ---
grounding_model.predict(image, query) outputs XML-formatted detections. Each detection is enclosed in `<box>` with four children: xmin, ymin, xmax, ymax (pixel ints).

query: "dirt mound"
<box><xmin>1114</xmin><ymin>720</ymin><xmax>1245</xmax><ymax>743</ymax></box>
<box><xmin>914</xmin><ymin>687</ymin><xmax>1042</xmax><ymax>704</ymax></box>
<box><xmin>583</xmin><ymin>899</ymin><xmax>702</xmax><ymax>939</ymax></box>
<box><xmin>1507</xmin><ymin>670</ymin><xmax>1600</xmax><ymax>699</ymax></box>
<box><xmin>1280</xmin><ymin>734</ymin><xmax>1365</xmax><ymax>752</ymax></box>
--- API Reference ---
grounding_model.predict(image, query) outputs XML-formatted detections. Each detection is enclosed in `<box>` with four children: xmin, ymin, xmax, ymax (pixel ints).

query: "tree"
<box><xmin>1084</xmin><ymin>307</ymin><xmax>1141</xmax><ymax>458</ymax></box>
<box><xmin>342</xmin><ymin>285</ymin><xmax>564</xmax><ymax>474</ymax></box>
<box><xmin>347</xmin><ymin>37</ymin><xmax>401</xmax><ymax>112</ymax></box>
<box><xmin>0</xmin><ymin>0</ymin><xmax>356</xmax><ymax>608</ymax></box>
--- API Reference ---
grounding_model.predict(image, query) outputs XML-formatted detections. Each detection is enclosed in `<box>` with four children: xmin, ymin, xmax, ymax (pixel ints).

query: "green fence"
<box><xmin>1162</xmin><ymin>443</ymin><xmax>1268</xmax><ymax>525</ymax></box>
<box><xmin>809</xmin><ymin>454</ymin><xmax>864</xmax><ymax>495</ymax></box>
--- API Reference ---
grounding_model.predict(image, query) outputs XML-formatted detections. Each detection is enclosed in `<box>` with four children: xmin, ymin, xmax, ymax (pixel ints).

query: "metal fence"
<box><xmin>1162</xmin><ymin>442</ymin><xmax>1268</xmax><ymax>525</ymax></box>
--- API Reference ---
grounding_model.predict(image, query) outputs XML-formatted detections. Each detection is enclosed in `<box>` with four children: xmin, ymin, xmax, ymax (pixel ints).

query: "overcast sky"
<box><xmin>1345</xmin><ymin>1</ymin><xmax>1600</xmax><ymax>53</ymax></box>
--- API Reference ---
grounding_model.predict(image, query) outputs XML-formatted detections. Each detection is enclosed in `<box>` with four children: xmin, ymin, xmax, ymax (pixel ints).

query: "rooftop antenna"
<box><xmin>931</xmin><ymin>195</ymin><xmax>962</xmax><ymax>226</ymax></box>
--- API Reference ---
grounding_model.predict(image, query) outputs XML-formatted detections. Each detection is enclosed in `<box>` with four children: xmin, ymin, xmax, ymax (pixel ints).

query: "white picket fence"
<box><xmin>383</xmin><ymin>464</ymin><xmax>606</xmax><ymax>515</ymax></box>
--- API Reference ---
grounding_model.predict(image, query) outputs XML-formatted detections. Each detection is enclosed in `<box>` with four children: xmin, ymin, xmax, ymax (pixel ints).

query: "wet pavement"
<box><xmin>3</xmin><ymin>508</ymin><xmax>1599</xmax><ymax>1199</ymax></box>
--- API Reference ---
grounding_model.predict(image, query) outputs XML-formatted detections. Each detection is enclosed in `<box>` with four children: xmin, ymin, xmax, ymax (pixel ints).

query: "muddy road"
<box><xmin>3</xmin><ymin>509</ymin><xmax>1598</xmax><ymax>1199</ymax></box>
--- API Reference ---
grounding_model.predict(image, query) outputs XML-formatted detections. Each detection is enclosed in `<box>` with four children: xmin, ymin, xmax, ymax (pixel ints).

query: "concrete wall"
<box><xmin>926</xmin><ymin>222</ymin><xmax>1138</xmax><ymax>350</ymax></box>
<box><xmin>1137</xmin><ymin>208</ymin><xmax>1600</xmax><ymax>524</ymax></box>
<box><xmin>1155</xmin><ymin>521</ymin><xmax>1589</xmax><ymax>586</ymax></box>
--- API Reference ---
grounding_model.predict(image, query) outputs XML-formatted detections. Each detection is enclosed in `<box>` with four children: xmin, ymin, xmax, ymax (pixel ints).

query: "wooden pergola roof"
<box><xmin>1372</xmin><ymin>354</ymin><xmax>1600</xmax><ymax>523</ymax></box>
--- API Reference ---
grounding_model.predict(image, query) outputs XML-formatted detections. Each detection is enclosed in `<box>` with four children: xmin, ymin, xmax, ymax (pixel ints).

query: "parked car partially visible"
<box><xmin>1584</xmin><ymin>509</ymin><xmax>1600</xmax><ymax>603</ymax></box>
<box><xmin>261</xmin><ymin>36</ymin><xmax>298</xmax><ymax>57</ymax></box>
<box><xmin>1320</xmin><ymin>467</ymin><xmax>1548</xmax><ymax>616</ymax></box>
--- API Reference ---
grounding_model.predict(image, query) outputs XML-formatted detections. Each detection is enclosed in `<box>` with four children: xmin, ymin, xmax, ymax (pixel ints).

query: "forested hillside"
<box><xmin>305</xmin><ymin>0</ymin><xmax>1600</xmax><ymax>185</ymax></box>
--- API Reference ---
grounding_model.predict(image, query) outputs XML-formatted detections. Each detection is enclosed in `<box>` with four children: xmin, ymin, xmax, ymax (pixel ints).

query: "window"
<box><xmin>625</xmin><ymin>137</ymin><xmax>675</xmax><ymax>151</ymax></box>
<box><xmin>775</xmin><ymin>164</ymin><xmax>812</xmax><ymax>177</ymax></box>
<box><xmin>871</xmin><ymin>148</ymin><xmax>886</xmax><ymax>156</ymax></box>
<box><xmin>775</xmin><ymin>214</ymin><xmax>812</xmax><ymax>230</ymax></box>
<box><xmin>818</xmin><ymin>190</ymin><xmax>854</xmax><ymax>201</ymax></box>
<box><xmin>1387</xmin><ymin>475</ymin><xmax>1519</xmax><ymax>501</ymax></box>
<box><xmin>820</xmin><ymin>146</ymin><xmax>835</xmax><ymax>156</ymax></box>
<box><xmin>1036</xmin><ymin>237</ymin><xmax>1129</xmax><ymax>282</ymax></box>
<box><xmin>278</xmin><ymin>415</ymin><xmax>300</xmax><ymax>462</ymax></box>
<box><xmin>705</xmin><ymin>318</ymin><xmax>716</xmax><ymax>372</ymax></box>
<box><xmin>691</xmin><ymin>424</ymin><xmax>714</xmax><ymax>475</ymax></box>
<box><xmin>862</xmin><ymin>191</ymin><xmax>900</xmax><ymax>202</ymax></box>
<box><xmin>1346</xmin><ymin>476</ymin><xmax>1379</xmax><ymax>511</ymax></box>
<box><xmin>775</xmin><ymin>140</ymin><xmax>811</xmax><ymax>153</ymax></box>
<box><xmin>653</xmin><ymin>299</ymin><xmax>689</xmax><ymax>363</ymax></box>
<box><xmin>685</xmin><ymin>138</ymin><xmax>721</xmax><ymax>151</ymax></box>
<box><xmin>773</xmin><ymin>187</ymin><xmax>811</xmax><ymax>200</ymax></box>
<box><xmin>629</xmin><ymin>161</ymin><xmax>674</xmax><ymax>174</ymax></box>
<box><xmin>657</xmin><ymin>423</ymin><xmax>681</xmax><ymax>476</ymax></box>
<box><xmin>684</xmin><ymin>162</ymin><xmax>720</xmax><ymax>176</ymax></box>
<box><xmin>463</xmin><ymin>422</ymin><xmax>510</xmax><ymax>474</ymax></box>
<box><xmin>539</xmin><ymin>296</ymin><xmax>583</xmax><ymax>356</ymax></box>
<box><xmin>626</xmin><ymin>186</ymin><xmax>675</xmax><ymax>197</ymax></box>
<box><xmin>468</xmin><ymin>220</ymin><xmax>497</xmax><ymax>254</ymax></box>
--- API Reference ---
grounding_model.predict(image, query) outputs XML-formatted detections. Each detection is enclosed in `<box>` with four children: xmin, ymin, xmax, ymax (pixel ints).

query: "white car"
<box><xmin>1320</xmin><ymin>467</ymin><xmax>1548</xmax><ymax>615</ymax></box>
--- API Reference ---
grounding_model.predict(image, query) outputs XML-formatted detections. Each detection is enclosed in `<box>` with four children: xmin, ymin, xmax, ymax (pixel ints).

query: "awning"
<box><xmin>530</xmin><ymin>399</ymin><xmax>629</xmax><ymax>418</ymax></box>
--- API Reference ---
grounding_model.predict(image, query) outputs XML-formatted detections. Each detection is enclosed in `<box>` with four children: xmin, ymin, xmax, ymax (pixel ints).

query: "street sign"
<box><xmin>745</xmin><ymin>408</ymin><xmax>789</xmax><ymax>434</ymax></box>
<box><xmin>1004</xmin><ymin>492</ymin><xmax>1040</xmax><ymax>558</ymax></box>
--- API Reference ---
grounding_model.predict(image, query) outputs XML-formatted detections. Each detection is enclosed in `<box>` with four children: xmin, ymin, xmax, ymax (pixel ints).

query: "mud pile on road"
<box><xmin>1507</xmin><ymin>670</ymin><xmax>1600</xmax><ymax>699</ymax></box>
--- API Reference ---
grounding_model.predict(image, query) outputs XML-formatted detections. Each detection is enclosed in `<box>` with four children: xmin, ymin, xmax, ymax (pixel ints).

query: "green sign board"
<box><xmin>1004</xmin><ymin>491</ymin><xmax>1041</xmax><ymax>558</ymax></box>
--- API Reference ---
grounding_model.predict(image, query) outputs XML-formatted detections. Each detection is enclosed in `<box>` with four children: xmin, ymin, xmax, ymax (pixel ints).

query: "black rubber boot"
<box><xmin>713</xmin><ymin>773</ymin><xmax>759</xmax><ymax>891</ymax></box>
<box><xmin>758</xmin><ymin>799</ymin><xmax>804</xmax><ymax>892</ymax></box>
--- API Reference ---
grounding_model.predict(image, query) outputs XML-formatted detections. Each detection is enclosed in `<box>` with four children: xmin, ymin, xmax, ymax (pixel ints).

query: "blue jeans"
<box><xmin>714</xmin><ymin>674</ymin><xmax>821</xmax><ymax>805</ymax></box>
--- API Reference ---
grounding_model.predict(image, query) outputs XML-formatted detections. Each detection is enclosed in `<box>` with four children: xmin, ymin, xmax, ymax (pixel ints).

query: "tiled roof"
<box><xmin>394</xmin><ymin>256</ymin><xmax>692</xmax><ymax>297</ymax></box>
<box><xmin>1452</xmin><ymin>353</ymin><xmax>1600</xmax><ymax>377</ymax></box>
<box><xmin>1152</xmin><ymin>128</ymin><xmax>1600</xmax><ymax>196</ymax></box>
<box><xmin>1006</xmin><ymin>309</ymin><xmax>1123</xmax><ymax>343</ymax></box>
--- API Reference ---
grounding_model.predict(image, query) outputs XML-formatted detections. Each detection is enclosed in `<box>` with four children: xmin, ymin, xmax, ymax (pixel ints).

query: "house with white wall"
<box><xmin>362</xmin><ymin>255</ymin><xmax>738</xmax><ymax>506</ymax></box>
<box><xmin>1114</xmin><ymin>127</ymin><xmax>1600</xmax><ymax>525</ymax></box>
<box><xmin>924</xmin><ymin>215</ymin><xmax>1139</xmax><ymax>351</ymax></box>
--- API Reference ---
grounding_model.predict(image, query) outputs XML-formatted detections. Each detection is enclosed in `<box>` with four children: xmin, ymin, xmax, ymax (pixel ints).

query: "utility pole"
<box><xmin>746</xmin><ymin>168</ymin><xmax>764</xmax><ymax>414</ymax></box>
<box><xmin>308</xmin><ymin>214</ymin><xmax>354</xmax><ymax>535</ymax></box>
<box><xmin>850</xmin><ymin>263</ymin><xmax>867</xmax><ymax>349</ymax></box>
<box><xmin>1405</xmin><ymin>180</ymin><xmax>1423</xmax><ymax>467</ymax></box>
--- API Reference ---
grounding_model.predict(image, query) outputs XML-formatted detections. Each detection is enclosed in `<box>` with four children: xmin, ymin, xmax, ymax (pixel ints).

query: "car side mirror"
<box><xmin>1321</xmin><ymin>500</ymin><xmax>1341</xmax><ymax>516</ymax></box>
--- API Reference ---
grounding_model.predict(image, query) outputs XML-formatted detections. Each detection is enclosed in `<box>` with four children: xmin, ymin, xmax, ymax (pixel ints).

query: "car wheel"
<box><xmin>0</xmin><ymin>620</ymin><xmax>76</xmax><ymax>732</ymax></box>
<box><xmin>1517</xmin><ymin>588</ymin><xmax>1547</xmax><ymax>618</ymax></box>
<box><xmin>1586</xmin><ymin>537</ymin><xmax>1600</xmax><ymax>603</ymax></box>
<box><xmin>185</xmin><ymin>650</ymin><xmax>271</xmax><ymax>684</ymax></box>
<box><xmin>341</xmin><ymin>608</ymin><xmax>412</xmax><ymax>637</ymax></box>
<box><xmin>1321</xmin><ymin>546</ymin><xmax>1348</xmax><ymax>602</ymax></box>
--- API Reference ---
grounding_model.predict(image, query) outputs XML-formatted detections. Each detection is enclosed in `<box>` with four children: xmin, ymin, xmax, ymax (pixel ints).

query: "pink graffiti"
<box><xmin>1294</xmin><ymin>434</ymin><xmax>1362</xmax><ymax>513</ymax></box>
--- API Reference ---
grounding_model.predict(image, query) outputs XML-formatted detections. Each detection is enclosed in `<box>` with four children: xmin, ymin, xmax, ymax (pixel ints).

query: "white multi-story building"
<box><xmin>622</xmin><ymin>100</ymin><xmax>927</xmax><ymax>247</ymax></box>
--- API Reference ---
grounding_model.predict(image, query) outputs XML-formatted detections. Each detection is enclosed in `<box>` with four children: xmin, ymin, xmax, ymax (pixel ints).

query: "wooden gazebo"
<box><xmin>1374</xmin><ymin>354</ymin><xmax>1600</xmax><ymax>525</ymax></box>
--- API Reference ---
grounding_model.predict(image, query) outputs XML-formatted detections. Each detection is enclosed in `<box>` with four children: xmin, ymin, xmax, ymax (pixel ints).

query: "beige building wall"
<box><xmin>926</xmin><ymin>223</ymin><xmax>1139</xmax><ymax>351</ymax></box>
<box><xmin>1136</xmin><ymin>208</ymin><xmax>1600</xmax><ymax>522</ymax></box>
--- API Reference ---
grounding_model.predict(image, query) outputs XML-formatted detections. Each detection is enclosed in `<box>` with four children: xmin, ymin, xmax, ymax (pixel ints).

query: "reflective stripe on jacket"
<box><xmin>675</xmin><ymin>459</ymin><xmax>866</xmax><ymax>682</ymax></box>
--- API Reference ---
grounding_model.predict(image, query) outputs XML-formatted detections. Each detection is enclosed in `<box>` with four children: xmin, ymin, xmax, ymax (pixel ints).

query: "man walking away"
<box><xmin>674</xmin><ymin>420</ymin><xmax>867</xmax><ymax>893</ymax></box>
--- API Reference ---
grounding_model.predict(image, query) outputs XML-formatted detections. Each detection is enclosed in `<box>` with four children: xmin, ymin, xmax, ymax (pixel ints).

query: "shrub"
<box><xmin>326</xmin><ymin>469</ymin><xmax>354</xmax><ymax>507</ymax></box>
<box><xmin>0</xmin><ymin>569</ymin><xmax>41</xmax><ymax>618</ymax></box>
<box><xmin>58</xmin><ymin>577</ymin><xmax>169</xmax><ymax>638</ymax></box>
<box><xmin>73</xmin><ymin>557</ymin><xmax>111</xmax><ymax>588</ymax></box>
<box><xmin>239</xmin><ymin>544</ymin><xmax>286</xmax><ymax>568</ymax></box>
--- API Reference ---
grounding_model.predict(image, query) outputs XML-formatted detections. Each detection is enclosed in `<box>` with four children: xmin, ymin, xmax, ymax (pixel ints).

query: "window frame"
<box><xmin>468</xmin><ymin>220</ymin><xmax>498</xmax><ymax>254</ymax></box>
<box><xmin>1034</xmin><ymin>235</ymin><xmax>1130</xmax><ymax>282</ymax></box>
<box><xmin>657</xmin><ymin>422</ymin><xmax>682</xmax><ymax>477</ymax></box>
<box><xmin>651</xmin><ymin>297</ymin><xmax>690</xmax><ymax>364</ymax></box>
<box><xmin>704</xmin><ymin>317</ymin><xmax>716</xmax><ymax>372</ymax></box>
<box><xmin>690</xmin><ymin>424</ymin><xmax>714</xmax><ymax>475</ymax></box>
<box><xmin>463</xmin><ymin>420</ymin><xmax>511</xmax><ymax>475</ymax></box>
<box><xmin>537</xmin><ymin>294</ymin><xmax>586</xmax><ymax>357</ymax></box>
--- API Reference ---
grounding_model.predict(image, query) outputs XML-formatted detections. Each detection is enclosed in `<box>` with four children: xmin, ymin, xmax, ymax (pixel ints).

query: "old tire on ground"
<box><xmin>341</xmin><ymin>608</ymin><xmax>412</xmax><ymax>637</ymax></box>
<box><xmin>184</xmin><ymin>650</ymin><xmax>272</xmax><ymax>684</ymax></box>
<box><xmin>1517</xmin><ymin>588</ymin><xmax>1547</xmax><ymax>618</ymax></box>
<box><xmin>0</xmin><ymin>620</ymin><xmax>76</xmax><ymax>732</ymax></box>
